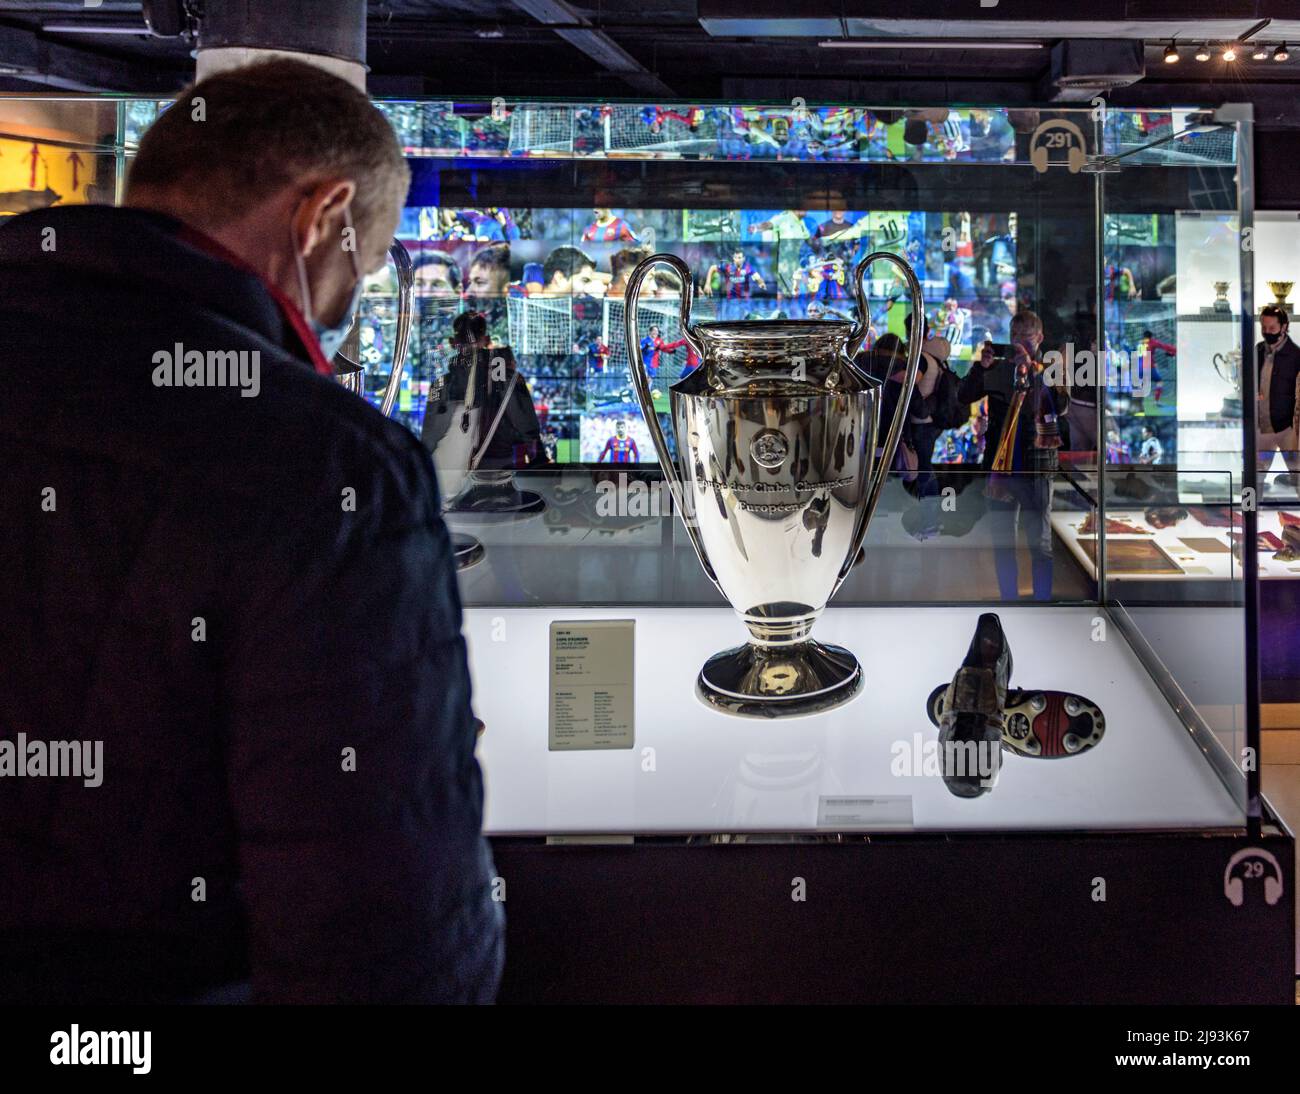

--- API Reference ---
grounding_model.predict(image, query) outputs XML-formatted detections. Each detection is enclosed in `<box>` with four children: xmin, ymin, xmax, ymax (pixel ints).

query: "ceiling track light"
<box><xmin>1194</xmin><ymin>43</ymin><xmax>1212</xmax><ymax>61</ymax></box>
<box><xmin>1251</xmin><ymin>43</ymin><xmax>1269</xmax><ymax>60</ymax></box>
<box><xmin>1275</xmin><ymin>43</ymin><xmax>1291</xmax><ymax>61</ymax></box>
<box><xmin>1163</xmin><ymin>40</ymin><xmax>1180</xmax><ymax>64</ymax></box>
<box><xmin>1221</xmin><ymin>42</ymin><xmax>1239</xmax><ymax>62</ymax></box>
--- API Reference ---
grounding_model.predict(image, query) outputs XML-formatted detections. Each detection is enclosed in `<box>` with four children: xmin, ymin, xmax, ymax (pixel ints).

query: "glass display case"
<box><xmin>1</xmin><ymin>91</ymin><xmax>1291</xmax><ymax>1003</ymax></box>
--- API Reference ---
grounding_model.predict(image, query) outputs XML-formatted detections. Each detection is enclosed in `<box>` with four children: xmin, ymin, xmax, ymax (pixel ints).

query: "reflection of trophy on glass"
<box><xmin>1213</xmin><ymin>280</ymin><xmax>1232</xmax><ymax>313</ymax></box>
<box><xmin>1213</xmin><ymin>347</ymin><xmax>1243</xmax><ymax>418</ymax></box>
<box><xmin>1269</xmin><ymin>280</ymin><xmax>1294</xmax><ymax>310</ymax></box>
<box><xmin>625</xmin><ymin>251</ymin><xmax>923</xmax><ymax>717</ymax></box>
<box><xmin>333</xmin><ymin>240</ymin><xmax>414</xmax><ymax>406</ymax></box>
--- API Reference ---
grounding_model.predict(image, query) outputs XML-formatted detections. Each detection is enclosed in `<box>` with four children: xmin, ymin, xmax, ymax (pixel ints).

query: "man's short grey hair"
<box><xmin>127</xmin><ymin>58</ymin><xmax>409</xmax><ymax>232</ymax></box>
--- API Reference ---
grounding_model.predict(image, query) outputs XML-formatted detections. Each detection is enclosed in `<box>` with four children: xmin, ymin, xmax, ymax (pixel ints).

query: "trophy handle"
<box><xmin>836</xmin><ymin>250</ymin><xmax>925</xmax><ymax>588</ymax></box>
<box><xmin>379</xmin><ymin>240</ymin><xmax>415</xmax><ymax>418</ymax></box>
<box><xmin>624</xmin><ymin>253</ymin><xmax>717</xmax><ymax>585</ymax></box>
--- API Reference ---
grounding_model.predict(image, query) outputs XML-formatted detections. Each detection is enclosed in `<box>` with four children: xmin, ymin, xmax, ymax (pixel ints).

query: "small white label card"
<box><xmin>549</xmin><ymin>620</ymin><xmax>635</xmax><ymax>751</ymax></box>
<box><xmin>817</xmin><ymin>795</ymin><xmax>914</xmax><ymax>829</ymax></box>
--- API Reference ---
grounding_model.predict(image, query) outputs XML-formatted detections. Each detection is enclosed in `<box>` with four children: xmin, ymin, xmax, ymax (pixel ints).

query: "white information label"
<box><xmin>817</xmin><ymin>795</ymin><xmax>914</xmax><ymax>829</ymax></box>
<box><xmin>549</xmin><ymin>620</ymin><xmax>635</xmax><ymax>751</ymax></box>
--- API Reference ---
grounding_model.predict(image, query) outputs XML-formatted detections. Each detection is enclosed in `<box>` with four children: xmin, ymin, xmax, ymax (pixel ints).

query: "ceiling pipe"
<box><xmin>195</xmin><ymin>0</ymin><xmax>367</xmax><ymax>90</ymax></box>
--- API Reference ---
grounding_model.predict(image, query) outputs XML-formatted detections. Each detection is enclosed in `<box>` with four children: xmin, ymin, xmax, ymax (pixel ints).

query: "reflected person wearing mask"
<box><xmin>1257</xmin><ymin>304</ymin><xmax>1300</xmax><ymax>486</ymax></box>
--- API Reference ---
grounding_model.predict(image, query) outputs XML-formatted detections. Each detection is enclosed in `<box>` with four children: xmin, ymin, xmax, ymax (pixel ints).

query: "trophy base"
<box><xmin>1220</xmin><ymin>397</ymin><xmax>1243</xmax><ymax>419</ymax></box>
<box><xmin>697</xmin><ymin>639</ymin><xmax>863</xmax><ymax>719</ymax></box>
<box><xmin>446</xmin><ymin>483</ymin><xmax>546</xmax><ymax>517</ymax></box>
<box><xmin>451</xmin><ymin>532</ymin><xmax>485</xmax><ymax>571</ymax></box>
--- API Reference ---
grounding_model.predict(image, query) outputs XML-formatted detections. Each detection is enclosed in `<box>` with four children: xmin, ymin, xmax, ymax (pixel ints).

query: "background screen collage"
<box><xmin>360</xmin><ymin>204</ymin><xmax>1018</xmax><ymax>467</ymax></box>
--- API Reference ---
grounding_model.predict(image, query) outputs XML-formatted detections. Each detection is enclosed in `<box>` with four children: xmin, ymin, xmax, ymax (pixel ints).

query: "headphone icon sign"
<box><xmin>1029</xmin><ymin>119</ymin><xmax>1087</xmax><ymax>174</ymax></box>
<box><xmin>1223</xmin><ymin>847</ymin><xmax>1284</xmax><ymax>907</ymax></box>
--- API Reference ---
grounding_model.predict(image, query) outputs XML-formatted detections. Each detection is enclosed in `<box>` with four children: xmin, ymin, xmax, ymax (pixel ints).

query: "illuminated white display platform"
<box><xmin>467</xmin><ymin>605</ymin><xmax>1243</xmax><ymax>836</ymax></box>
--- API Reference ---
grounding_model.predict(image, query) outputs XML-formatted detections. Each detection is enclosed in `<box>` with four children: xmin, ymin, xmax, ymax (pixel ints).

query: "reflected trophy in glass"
<box><xmin>1213</xmin><ymin>347</ymin><xmax>1243</xmax><ymax>418</ymax></box>
<box><xmin>333</xmin><ymin>240</ymin><xmax>414</xmax><ymax>408</ymax></box>
<box><xmin>625</xmin><ymin>251</ymin><xmax>923</xmax><ymax>717</ymax></box>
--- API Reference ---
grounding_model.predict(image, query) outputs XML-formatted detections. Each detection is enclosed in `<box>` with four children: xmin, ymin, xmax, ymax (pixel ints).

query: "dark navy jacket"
<box><xmin>1257</xmin><ymin>335</ymin><xmax>1300</xmax><ymax>434</ymax></box>
<box><xmin>0</xmin><ymin>206</ymin><xmax>502</xmax><ymax>1003</ymax></box>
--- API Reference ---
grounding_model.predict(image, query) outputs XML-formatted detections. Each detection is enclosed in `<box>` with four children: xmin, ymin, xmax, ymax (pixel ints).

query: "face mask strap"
<box><xmin>292</xmin><ymin>215</ymin><xmax>314</xmax><ymax>324</ymax></box>
<box><xmin>292</xmin><ymin>201</ymin><xmax>363</xmax><ymax>327</ymax></box>
<box><xmin>343</xmin><ymin>205</ymin><xmax>362</xmax><ymax>283</ymax></box>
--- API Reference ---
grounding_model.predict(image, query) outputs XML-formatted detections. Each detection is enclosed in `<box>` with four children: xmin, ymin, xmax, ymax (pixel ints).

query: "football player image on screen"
<box><xmin>580</xmin><ymin>337</ymin><xmax>612</xmax><ymax>375</ymax></box>
<box><xmin>543</xmin><ymin>245</ymin><xmax>608</xmax><ymax>296</ymax></box>
<box><xmin>749</xmin><ymin>208</ymin><xmax>817</xmax><ymax>242</ymax></box>
<box><xmin>793</xmin><ymin>257</ymin><xmax>848</xmax><ymax>304</ymax></box>
<box><xmin>703</xmin><ymin>249</ymin><xmax>766</xmax><ymax>298</ymax></box>
<box><xmin>941</xmin><ymin>298</ymin><xmax>971</xmax><ymax>352</ymax></box>
<box><xmin>817</xmin><ymin>107</ymin><xmax>861</xmax><ymax>160</ymax></box>
<box><xmin>712</xmin><ymin>106</ymin><xmax>752</xmax><ymax>160</ymax></box>
<box><xmin>779</xmin><ymin>110</ymin><xmax>820</xmax><ymax>161</ymax></box>
<box><xmin>638</xmin><ymin>105</ymin><xmax>703</xmax><ymax>134</ymax></box>
<box><xmin>814</xmin><ymin>208</ymin><xmax>860</xmax><ymax>244</ymax></box>
<box><xmin>479</xmin><ymin>207</ymin><xmax>521</xmax><ymax>241</ymax></box>
<box><xmin>1136</xmin><ymin>329</ymin><xmax>1173</xmax><ymax>404</ymax></box>
<box><xmin>609</xmin><ymin>245</ymin><xmax>655</xmax><ymax>297</ymax></box>
<box><xmin>452</xmin><ymin>207</ymin><xmax>519</xmax><ymax>241</ymax></box>
<box><xmin>413</xmin><ymin>252</ymin><xmax>462</xmax><ymax>296</ymax></box>
<box><xmin>935</xmin><ymin>110</ymin><xmax>970</xmax><ymax>159</ymax></box>
<box><xmin>507</xmin><ymin>261</ymin><xmax>546</xmax><ymax>297</ymax></box>
<box><xmin>423</xmin><ymin>208</ymin><xmax>502</xmax><ymax>242</ymax></box>
<box><xmin>639</xmin><ymin>324</ymin><xmax>680</xmax><ymax>373</ymax></box>
<box><xmin>661</xmin><ymin>335</ymin><xmax>702</xmax><ymax>375</ymax></box>
<box><xmin>467</xmin><ymin>244</ymin><xmax>511</xmax><ymax>296</ymax></box>
<box><xmin>1138</xmin><ymin>425</ymin><xmax>1163</xmax><ymax>465</ymax></box>
<box><xmin>582</xmin><ymin>208</ymin><xmax>638</xmax><ymax>243</ymax></box>
<box><xmin>599</xmin><ymin>419</ymin><xmax>640</xmax><ymax>463</ymax></box>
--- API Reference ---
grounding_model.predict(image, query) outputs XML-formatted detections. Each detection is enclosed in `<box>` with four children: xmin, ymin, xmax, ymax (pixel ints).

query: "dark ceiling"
<box><xmin>2</xmin><ymin>1</ymin><xmax>1300</xmax><ymax>128</ymax></box>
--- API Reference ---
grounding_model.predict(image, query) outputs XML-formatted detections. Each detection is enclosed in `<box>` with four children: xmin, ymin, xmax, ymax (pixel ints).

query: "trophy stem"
<box><xmin>740</xmin><ymin>606</ymin><xmax>819</xmax><ymax>646</ymax></box>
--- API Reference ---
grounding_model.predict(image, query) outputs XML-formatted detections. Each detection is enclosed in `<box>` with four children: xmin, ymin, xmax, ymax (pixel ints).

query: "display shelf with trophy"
<box><xmin>2</xmin><ymin>90</ymin><xmax>1290</xmax><ymax>1004</ymax></box>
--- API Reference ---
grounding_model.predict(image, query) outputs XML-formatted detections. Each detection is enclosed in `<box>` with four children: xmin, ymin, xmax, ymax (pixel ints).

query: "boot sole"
<box><xmin>926</xmin><ymin>684</ymin><xmax>1105</xmax><ymax>758</ymax></box>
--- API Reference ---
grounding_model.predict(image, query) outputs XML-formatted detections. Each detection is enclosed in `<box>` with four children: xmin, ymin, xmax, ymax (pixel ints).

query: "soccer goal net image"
<box><xmin>507</xmin><ymin>294</ymin><xmax>576</xmax><ymax>355</ymax></box>
<box><xmin>507</xmin><ymin>107</ymin><xmax>575</xmax><ymax>156</ymax></box>
<box><xmin>603</xmin><ymin>106</ymin><xmax>716</xmax><ymax>156</ymax></box>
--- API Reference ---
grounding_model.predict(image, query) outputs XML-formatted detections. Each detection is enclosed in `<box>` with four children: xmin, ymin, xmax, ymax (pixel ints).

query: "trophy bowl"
<box><xmin>625</xmin><ymin>252</ymin><xmax>923</xmax><ymax>717</ymax></box>
<box><xmin>1269</xmin><ymin>280</ymin><xmax>1294</xmax><ymax>308</ymax></box>
<box><xmin>1213</xmin><ymin>347</ymin><xmax>1242</xmax><ymax>387</ymax></box>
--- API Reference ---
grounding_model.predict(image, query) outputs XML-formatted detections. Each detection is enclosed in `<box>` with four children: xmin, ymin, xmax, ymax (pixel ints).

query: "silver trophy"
<box><xmin>1213</xmin><ymin>347</ymin><xmax>1244</xmax><ymax>419</ymax></box>
<box><xmin>332</xmin><ymin>239</ymin><xmax>414</xmax><ymax>410</ymax></box>
<box><xmin>625</xmin><ymin>252</ymin><xmax>923</xmax><ymax>717</ymax></box>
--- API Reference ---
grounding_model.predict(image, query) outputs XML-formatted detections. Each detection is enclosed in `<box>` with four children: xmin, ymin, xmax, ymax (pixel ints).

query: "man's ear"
<box><xmin>293</xmin><ymin>178</ymin><xmax>357</xmax><ymax>259</ymax></box>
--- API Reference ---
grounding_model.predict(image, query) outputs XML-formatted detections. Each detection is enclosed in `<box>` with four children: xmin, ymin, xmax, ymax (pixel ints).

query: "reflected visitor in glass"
<box><xmin>959</xmin><ymin>310</ymin><xmax>1064</xmax><ymax>601</ymax></box>
<box><xmin>1256</xmin><ymin>304</ymin><xmax>1300</xmax><ymax>491</ymax></box>
<box><xmin>422</xmin><ymin>311</ymin><xmax>549</xmax><ymax>516</ymax></box>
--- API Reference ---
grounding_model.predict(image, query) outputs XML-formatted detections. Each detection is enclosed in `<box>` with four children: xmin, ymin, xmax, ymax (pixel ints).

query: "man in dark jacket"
<box><xmin>1256</xmin><ymin>304</ymin><xmax>1300</xmax><ymax>484</ymax></box>
<box><xmin>0</xmin><ymin>60</ymin><xmax>502</xmax><ymax>1003</ymax></box>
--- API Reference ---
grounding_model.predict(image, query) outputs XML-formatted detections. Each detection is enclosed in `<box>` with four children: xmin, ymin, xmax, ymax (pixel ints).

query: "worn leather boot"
<box><xmin>935</xmin><ymin>612</ymin><xmax>1010</xmax><ymax>798</ymax></box>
